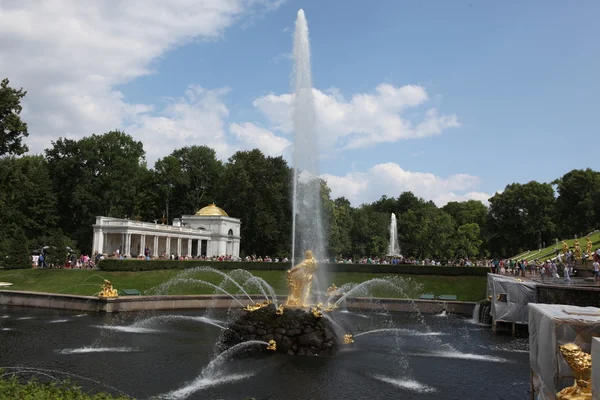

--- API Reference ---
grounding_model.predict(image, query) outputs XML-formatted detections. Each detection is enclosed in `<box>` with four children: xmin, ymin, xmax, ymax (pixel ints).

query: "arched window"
<box><xmin>228</xmin><ymin>229</ymin><xmax>234</xmax><ymax>236</ymax></box>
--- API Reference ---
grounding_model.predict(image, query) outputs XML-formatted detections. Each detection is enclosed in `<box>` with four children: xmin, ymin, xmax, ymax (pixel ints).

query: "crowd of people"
<box><xmin>30</xmin><ymin>243</ymin><xmax>600</xmax><ymax>285</ymax></box>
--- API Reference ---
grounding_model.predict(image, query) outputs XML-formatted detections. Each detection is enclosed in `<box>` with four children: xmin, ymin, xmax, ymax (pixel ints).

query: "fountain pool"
<box><xmin>0</xmin><ymin>305</ymin><xmax>530</xmax><ymax>399</ymax></box>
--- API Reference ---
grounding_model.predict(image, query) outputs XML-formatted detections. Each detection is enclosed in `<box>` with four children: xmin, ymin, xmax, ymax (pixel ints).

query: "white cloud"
<box><xmin>127</xmin><ymin>86</ymin><xmax>233</xmax><ymax>160</ymax></box>
<box><xmin>252</xmin><ymin>84</ymin><xmax>460</xmax><ymax>150</ymax></box>
<box><xmin>230</xmin><ymin>122</ymin><xmax>291</xmax><ymax>156</ymax></box>
<box><xmin>321</xmin><ymin>162</ymin><xmax>491</xmax><ymax>207</ymax></box>
<box><xmin>0</xmin><ymin>0</ymin><xmax>283</xmax><ymax>159</ymax></box>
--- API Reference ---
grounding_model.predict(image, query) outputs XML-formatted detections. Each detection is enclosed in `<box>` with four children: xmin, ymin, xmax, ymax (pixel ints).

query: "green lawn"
<box><xmin>514</xmin><ymin>232</ymin><xmax>600</xmax><ymax>262</ymax></box>
<box><xmin>0</xmin><ymin>269</ymin><xmax>486</xmax><ymax>302</ymax></box>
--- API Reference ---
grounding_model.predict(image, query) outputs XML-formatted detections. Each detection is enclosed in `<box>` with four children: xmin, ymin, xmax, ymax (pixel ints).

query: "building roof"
<box><xmin>194</xmin><ymin>203</ymin><xmax>229</xmax><ymax>217</ymax></box>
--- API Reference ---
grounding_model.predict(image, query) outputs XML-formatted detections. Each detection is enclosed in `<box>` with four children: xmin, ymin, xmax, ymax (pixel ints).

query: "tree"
<box><xmin>154</xmin><ymin>155</ymin><xmax>183</xmax><ymax>222</ymax></box>
<box><xmin>220</xmin><ymin>150</ymin><xmax>292</xmax><ymax>257</ymax></box>
<box><xmin>328</xmin><ymin>197</ymin><xmax>353</xmax><ymax>257</ymax></box>
<box><xmin>554</xmin><ymin>168</ymin><xmax>600</xmax><ymax>237</ymax></box>
<box><xmin>0</xmin><ymin>78</ymin><xmax>29</xmax><ymax>156</ymax></box>
<box><xmin>487</xmin><ymin>181</ymin><xmax>556</xmax><ymax>256</ymax></box>
<box><xmin>0</xmin><ymin>156</ymin><xmax>62</xmax><ymax>268</ymax></box>
<box><xmin>442</xmin><ymin>200</ymin><xmax>488</xmax><ymax>228</ymax></box>
<box><xmin>169</xmin><ymin>146</ymin><xmax>225</xmax><ymax>216</ymax></box>
<box><xmin>454</xmin><ymin>223</ymin><xmax>483</xmax><ymax>258</ymax></box>
<box><xmin>45</xmin><ymin>131</ymin><xmax>147</xmax><ymax>253</ymax></box>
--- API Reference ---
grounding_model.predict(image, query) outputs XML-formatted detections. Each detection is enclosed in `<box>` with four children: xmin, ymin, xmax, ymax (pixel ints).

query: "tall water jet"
<box><xmin>291</xmin><ymin>9</ymin><xmax>325</xmax><ymax>264</ymax></box>
<box><xmin>388</xmin><ymin>213</ymin><xmax>401</xmax><ymax>256</ymax></box>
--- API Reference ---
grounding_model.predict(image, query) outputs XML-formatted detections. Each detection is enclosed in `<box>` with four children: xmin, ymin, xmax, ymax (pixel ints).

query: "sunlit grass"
<box><xmin>0</xmin><ymin>268</ymin><xmax>486</xmax><ymax>302</ymax></box>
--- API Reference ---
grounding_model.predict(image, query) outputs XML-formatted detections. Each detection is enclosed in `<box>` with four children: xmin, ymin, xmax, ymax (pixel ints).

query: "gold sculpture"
<box><xmin>323</xmin><ymin>303</ymin><xmax>338</xmax><ymax>313</ymax></box>
<box><xmin>562</xmin><ymin>241</ymin><xmax>569</xmax><ymax>255</ymax></box>
<box><xmin>556</xmin><ymin>343</ymin><xmax>592</xmax><ymax>400</ymax></box>
<box><xmin>343</xmin><ymin>334</ymin><xmax>354</xmax><ymax>344</ymax></box>
<box><xmin>244</xmin><ymin>300</ymin><xmax>272</xmax><ymax>312</ymax></box>
<box><xmin>574</xmin><ymin>240</ymin><xmax>582</xmax><ymax>260</ymax></box>
<box><xmin>286</xmin><ymin>250</ymin><xmax>318</xmax><ymax>307</ymax></box>
<box><xmin>275</xmin><ymin>304</ymin><xmax>284</xmax><ymax>315</ymax></box>
<box><xmin>98</xmin><ymin>280</ymin><xmax>118</xmax><ymax>298</ymax></box>
<box><xmin>585</xmin><ymin>237</ymin><xmax>592</xmax><ymax>257</ymax></box>
<box><xmin>311</xmin><ymin>307</ymin><xmax>323</xmax><ymax>318</ymax></box>
<box><xmin>266</xmin><ymin>340</ymin><xmax>277</xmax><ymax>351</ymax></box>
<box><xmin>326</xmin><ymin>284</ymin><xmax>339</xmax><ymax>297</ymax></box>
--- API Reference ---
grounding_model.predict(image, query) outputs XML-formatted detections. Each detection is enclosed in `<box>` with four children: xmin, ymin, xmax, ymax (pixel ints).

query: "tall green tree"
<box><xmin>487</xmin><ymin>181</ymin><xmax>556</xmax><ymax>256</ymax></box>
<box><xmin>220</xmin><ymin>150</ymin><xmax>292</xmax><ymax>257</ymax></box>
<box><xmin>554</xmin><ymin>168</ymin><xmax>600</xmax><ymax>237</ymax></box>
<box><xmin>0</xmin><ymin>78</ymin><xmax>29</xmax><ymax>157</ymax></box>
<box><xmin>170</xmin><ymin>146</ymin><xmax>225</xmax><ymax>215</ymax></box>
<box><xmin>0</xmin><ymin>156</ymin><xmax>69</xmax><ymax>268</ymax></box>
<box><xmin>328</xmin><ymin>197</ymin><xmax>353</xmax><ymax>257</ymax></box>
<box><xmin>45</xmin><ymin>131</ymin><xmax>147</xmax><ymax>253</ymax></box>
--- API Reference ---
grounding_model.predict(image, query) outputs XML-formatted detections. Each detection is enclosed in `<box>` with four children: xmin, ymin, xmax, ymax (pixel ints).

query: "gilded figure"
<box><xmin>556</xmin><ymin>343</ymin><xmax>592</xmax><ymax>400</ymax></box>
<box><xmin>562</xmin><ymin>241</ymin><xmax>569</xmax><ymax>255</ymax></box>
<box><xmin>574</xmin><ymin>240</ymin><xmax>582</xmax><ymax>260</ymax></box>
<box><xmin>286</xmin><ymin>250</ymin><xmax>318</xmax><ymax>307</ymax></box>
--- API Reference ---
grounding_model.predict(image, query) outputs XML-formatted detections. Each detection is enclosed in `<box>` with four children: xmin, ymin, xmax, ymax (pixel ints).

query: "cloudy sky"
<box><xmin>1</xmin><ymin>0</ymin><xmax>598</xmax><ymax>206</ymax></box>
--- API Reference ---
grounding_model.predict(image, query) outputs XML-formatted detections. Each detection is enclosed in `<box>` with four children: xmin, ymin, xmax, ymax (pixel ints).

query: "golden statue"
<box><xmin>562</xmin><ymin>241</ymin><xmax>569</xmax><ymax>255</ymax></box>
<box><xmin>585</xmin><ymin>237</ymin><xmax>592</xmax><ymax>257</ymax></box>
<box><xmin>574</xmin><ymin>240</ymin><xmax>582</xmax><ymax>260</ymax></box>
<box><xmin>326</xmin><ymin>284</ymin><xmax>339</xmax><ymax>297</ymax></box>
<box><xmin>266</xmin><ymin>340</ymin><xmax>277</xmax><ymax>351</ymax></box>
<box><xmin>275</xmin><ymin>304</ymin><xmax>284</xmax><ymax>315</ymax></box>
<box><xmin>286</xmin><ymin>250</ymin><xmax>318</xmax><ymax>307</ymax></box>
<box><xmin>98</xmin><ymin>280</ymin><xmax>118</xmax><ymax>298</ymax></box>
<box><xmin>343</xmin><ymin>334</ymin><xmax>354</xmax><ymax>344</ymax></box>
<box><xmin>311</xmin><ymin>307</ymin><xmax>323</xmax><ymax>318</ymax></box>
<box><xmin>556</xmin><ymin>343</ymin><xmax>592</xmax><ymax>400</ymax></box>
<box><xmin>244</xmin><ymin>300</ymin><xmax>272</xmax><ymax>312</ymax></box>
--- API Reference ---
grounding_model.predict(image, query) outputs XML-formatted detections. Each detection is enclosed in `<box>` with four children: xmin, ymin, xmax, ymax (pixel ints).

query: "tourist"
<box><xmin>593</xmin><ymin>260</ymin><xmax>600</xmax><ymax>285</ymax></box>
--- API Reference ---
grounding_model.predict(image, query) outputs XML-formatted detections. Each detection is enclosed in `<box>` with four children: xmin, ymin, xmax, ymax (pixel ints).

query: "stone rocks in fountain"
<box><xmin>222</xmin><ymin>304</ymin><xmax>345</xmax><ymax>356</ymax></box>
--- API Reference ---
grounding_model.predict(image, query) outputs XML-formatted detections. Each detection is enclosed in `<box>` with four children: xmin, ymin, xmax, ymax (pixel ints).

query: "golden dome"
<box><xmin>195</xmin><ymin>203</ymin><xmax>229</xmax><ymax>217</ymax></box>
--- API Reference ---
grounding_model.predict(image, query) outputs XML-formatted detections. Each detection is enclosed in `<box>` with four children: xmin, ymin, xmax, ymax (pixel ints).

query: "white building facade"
<box><xmin>92</xmin><ymin>204</ymin><xmax>241</xmax><ymax>258</ymax></box>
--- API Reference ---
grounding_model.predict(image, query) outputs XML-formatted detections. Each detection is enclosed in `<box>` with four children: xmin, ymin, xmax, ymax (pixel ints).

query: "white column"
<box><xmin>166</xmin><ymin>237</ymin><xmax>171</xmax><ymax>255</ymax></box>
<box><xmin>218</xmin><ymin>239</ymin><xmax>226</xmax><ymax>256</ymax></box>
<box><xmin>121</xmin><ymin>233</ymin><xmax>126</xmax><ymax>254</ymax></box>
<box><xmin>187</xmin><ymin>239</ymin><xmax>192</xmax><ymax>257</ymax></box>
<box><xmin>153</xmin><ymin>236</ymin><xmax>159</xmax><ymax>257</ymax></box>
<box><xmin>125</xmin><ymin>233</ymin><xmax>132</xmax><ymax>257</ymax></box>
<box><xmin>140</xmin><ymin>234</ymin><xmax>146</xmax><ymax>256</ymax></box>
<box><xmin>177</xmin><ymin>237</ymin><xmax>182</xmax><ymax>256</ymax></box>
<box><xmin>96</xmin><ymin>229</ymin><xmax>103</xmax><ymax>254</ymax></box>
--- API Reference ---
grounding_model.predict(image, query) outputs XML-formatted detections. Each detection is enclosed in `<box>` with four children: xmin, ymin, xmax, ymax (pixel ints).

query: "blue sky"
<box><xmin>2</xmin><ymin>0</ymin><xmax>599</xmax><ymax>206</ymax></box>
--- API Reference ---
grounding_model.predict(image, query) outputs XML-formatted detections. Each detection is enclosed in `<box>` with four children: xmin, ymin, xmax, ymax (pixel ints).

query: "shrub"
<box><xmin>98</xmin><ymin>259</ymin><xmax>489</xmax><ymax>276</ymax></box>
<box><xmin>0</xmin><ymin>372</ymin><xmax>131</xmax><ymax>399</ymax></box>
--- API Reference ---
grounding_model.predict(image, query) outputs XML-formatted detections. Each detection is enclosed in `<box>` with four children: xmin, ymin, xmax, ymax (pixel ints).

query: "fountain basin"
<box><xmin>222</xmin><ymin>304</ymin><xmax>344</xmax><ymax>356</ymax></box>
<box><xmin>0</xmin><ymin>290</ymin><xmax>476</xmax><ymax>314</ymax></box>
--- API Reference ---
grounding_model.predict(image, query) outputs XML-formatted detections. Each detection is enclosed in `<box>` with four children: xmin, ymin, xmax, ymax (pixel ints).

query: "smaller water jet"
<box><xmin>387</xmin><ymin>213</ymin><xmax>401</xmax><ymax>257</ymax></box>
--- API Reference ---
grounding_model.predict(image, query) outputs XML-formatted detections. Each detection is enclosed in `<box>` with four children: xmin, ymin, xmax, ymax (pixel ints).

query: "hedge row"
<box><xmin>98</xmin><ymin>259</ymin><xmax>489</xmax><ymax>276</ymax></box>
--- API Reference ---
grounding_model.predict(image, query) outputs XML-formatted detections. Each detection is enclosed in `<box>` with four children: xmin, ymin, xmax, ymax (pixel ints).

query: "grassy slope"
<box><xmin>511</xmin><ymin>232</ymin><xmax>600</xmax><ymax>262</ymax></box>
<box><xmin>0</xmin><ymin>269</ymin><xmax>486</xmax><ymax>302</ymax></box>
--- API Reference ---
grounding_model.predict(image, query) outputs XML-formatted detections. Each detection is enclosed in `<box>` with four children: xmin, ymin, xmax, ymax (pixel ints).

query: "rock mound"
<box><xmin>222</xmin><ymin>304</ymin><xmax>344</xmax><ymax>356</ymax></box>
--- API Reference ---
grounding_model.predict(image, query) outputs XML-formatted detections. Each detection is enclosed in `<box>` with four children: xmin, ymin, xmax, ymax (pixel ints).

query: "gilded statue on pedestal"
<box><xmin>286</xmin><ymin>250</ymin><xmax>318</xmax><ymax>307</ymax></box>
<box><xmin>585</xmin><ymin>237</ymin><xmax>592</xmax><ymax>257</ymax></box>
<box><xmin>98</xmin><ymin>280</ymin><xmax>118</xmax><ymax>298</ymax></box>
<box><xmin>562</xmin><ymin>241</ymin><xmax>569</xmax><ymax>255</ymax></box>
<box><xmin>556</xmin><ymin>343</ymin><xmax>592</xmax><ymax>400</ymax></box>
<box><xmin>574</xmin><ymin>240</ymin><xmax>582</xmax><ymax>260</ymax></box>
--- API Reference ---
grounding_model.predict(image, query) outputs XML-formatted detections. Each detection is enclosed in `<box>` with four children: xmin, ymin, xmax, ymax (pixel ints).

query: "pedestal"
<box><xmin>593</xmin><ymin>337</ymin><xmax>600</xmax><ymax>400</ymax></box>
<box><xmin>529</xmin><ymin>303</ymin><xmax>600</xmax><ymax>399</ymax></box>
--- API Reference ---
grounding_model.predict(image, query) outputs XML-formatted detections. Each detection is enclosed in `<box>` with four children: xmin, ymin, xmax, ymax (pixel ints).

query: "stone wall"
<box><xmin>0</xmin><ymin>290</ymin><xmax>476</xmax><ymax>315</ymax></box>
<box><xmin>536</xmin><ymin>285</ymin><xmax>600</xmax><ymax>307</ymax></box>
